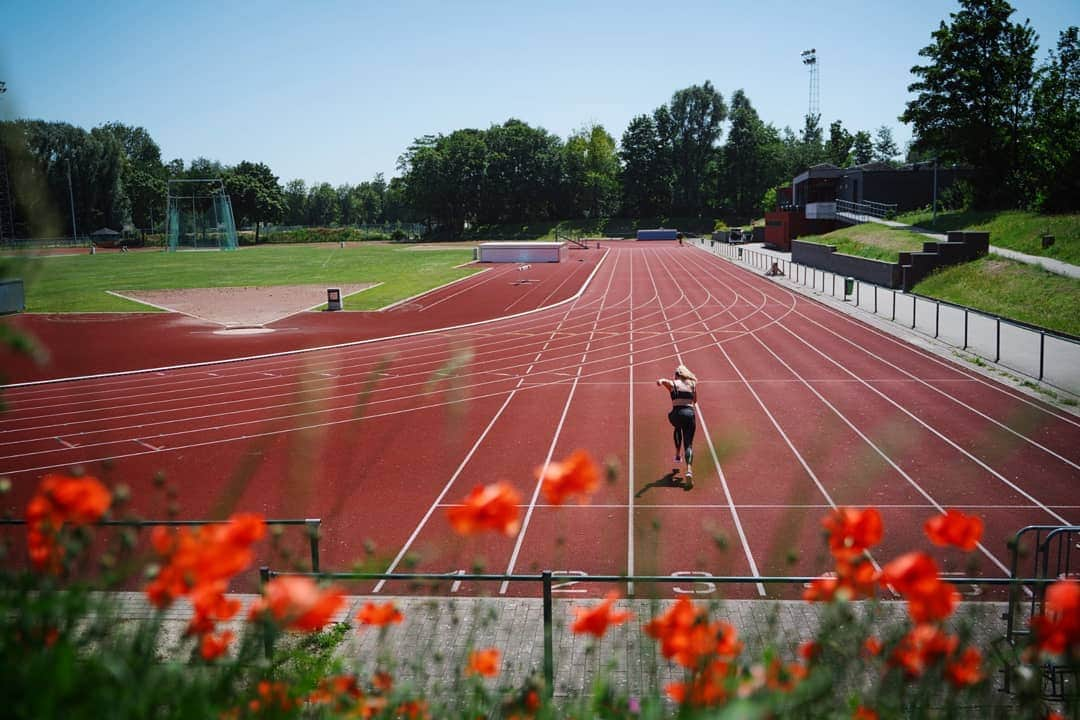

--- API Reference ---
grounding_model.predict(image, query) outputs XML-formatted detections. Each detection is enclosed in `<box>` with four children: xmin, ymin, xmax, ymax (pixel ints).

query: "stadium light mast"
<box><xmin>0</xmin><ymin>81</ymin><xmax>16</xmax><ymax>242</ymax></box>
<box><xmin>801</xmin><ymin>49</ymin><xmax>819</xmax><ymax>118</ymax></box>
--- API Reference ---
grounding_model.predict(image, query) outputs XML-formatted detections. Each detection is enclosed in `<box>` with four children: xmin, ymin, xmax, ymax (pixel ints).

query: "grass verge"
<box><xmin>914</xmin><ymin>255</ymin><xmax>1080</xmax><ymax>337</ymax></box>
<box><xmin>893</xmin><ymin>209</ymin><xmax>1080</xmax><ymax>264</ymax></box>
<box><xmin>10</xmin><ymin>244</ymin><xmax>478</xmax><ymax>313</ymax></box>
<box><xmin>796</xmin><ymin>224</ymin><xmax>927</xmax><ymax>262</ymax></box>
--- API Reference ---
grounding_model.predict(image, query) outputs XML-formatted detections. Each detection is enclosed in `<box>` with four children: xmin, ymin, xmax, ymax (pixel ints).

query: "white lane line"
<box><xmin>374</xmin><ymin>255</ymin><xmax>616</xmax><ymax>593</ymax></box>
<box><xmin>643</xmin><ymin>249</ymin><xmax>765</xmax><ymax>596</ymax></box>
<box><xmin>55</xmin><ymin>437</ymin><xmax>78</xmax><ymax>448</ymax></box>
<box><xmin>628</xmin><ymin>249</ymin><xmax>636</xmax><ymax>596</ymax></box>
<box><xmin>3</xmin><ymin>251</ymin><xmax>610</xmax><ymax>389</ymax></box>
<box><xmin>774</xmin><ymin>317</ymin><xmax>1071</xmax><ymax>527</ymax></box>
<box><xmin>689</xmin><ymin>247</ymin><xmax>1070</xmax><ymax>533</ymax></box>
<box><xmin>499</xmin><ymin>250</ymin><xmax>624</xmax><ymax>594</ymax></box>
<box><xmin>787</xmin><ymin>308</ymin><xmax>1080</xmax><ymax>471</ymax></box>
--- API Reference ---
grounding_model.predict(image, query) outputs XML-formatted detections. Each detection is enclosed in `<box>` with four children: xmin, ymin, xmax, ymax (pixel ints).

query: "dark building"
<box><xmin>764</xmin><ymin>162</ymin><xmax>976</xmax><ymax>249</ymax></box>
<box><xmin>835</xmin><ymin>161</ymin><xmax>975</xmax><ymax>213</ymax></box>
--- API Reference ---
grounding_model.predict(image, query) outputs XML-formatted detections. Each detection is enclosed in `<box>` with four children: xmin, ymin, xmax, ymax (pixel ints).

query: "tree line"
<box><xmin>1</xmin><ymin>0</ymin><xmax>1075</xmax><ymax>240</ymax></box>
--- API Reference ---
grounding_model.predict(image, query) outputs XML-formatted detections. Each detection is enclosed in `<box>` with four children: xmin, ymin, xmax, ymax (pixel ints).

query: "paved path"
<box><xmin>110</xmin><ymin>591</ymin><xmax>1010</xmax><ymax>698</ymax></box>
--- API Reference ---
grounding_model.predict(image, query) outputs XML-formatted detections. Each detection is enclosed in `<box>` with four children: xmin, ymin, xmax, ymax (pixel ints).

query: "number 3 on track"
<box><xmin>672</xmin><ymin>571</ymin><xmax>716</xmax><ymax>595</ymax></box>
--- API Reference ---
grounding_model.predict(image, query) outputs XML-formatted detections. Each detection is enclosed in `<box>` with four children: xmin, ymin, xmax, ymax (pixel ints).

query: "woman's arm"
<box><xmin>656</xmin><ymin>378</ymin><xmax>674</xmax><ymax>390</ymax></box>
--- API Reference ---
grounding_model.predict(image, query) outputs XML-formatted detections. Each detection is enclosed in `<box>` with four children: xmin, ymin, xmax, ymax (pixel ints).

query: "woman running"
<box><xmin>656</xmin><ymin>364</ymin><xmax>698</xmax><ymax>484</ymax></box>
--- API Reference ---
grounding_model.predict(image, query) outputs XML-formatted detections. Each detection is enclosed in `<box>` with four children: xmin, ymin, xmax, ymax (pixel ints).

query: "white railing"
<box><xmin>696</xmin><ymin>238</ymin><xmax>1080</xmax><ymax>395</ymax></box>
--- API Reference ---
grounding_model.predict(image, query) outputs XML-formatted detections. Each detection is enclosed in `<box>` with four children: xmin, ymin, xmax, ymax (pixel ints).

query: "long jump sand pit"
<box><xmin>113</xmin><ymin>283</ymin><xmax>379</xmax><ymax>329</ymax></box>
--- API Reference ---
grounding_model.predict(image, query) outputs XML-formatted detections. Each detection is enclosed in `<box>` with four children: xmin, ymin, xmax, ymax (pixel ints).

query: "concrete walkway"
<box><xmin>110</xmin><ymin>591</ymin><xmax>1011</xmax><ymax>699</ymax></box>
<box><xmin>864</xmin><ymin>216</ymin><xmax>1080</xmax><ymax>280</ymax></box>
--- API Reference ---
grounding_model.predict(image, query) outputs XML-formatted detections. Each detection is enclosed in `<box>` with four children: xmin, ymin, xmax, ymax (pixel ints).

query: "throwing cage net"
<box><xmin>166</xmin><ymin>179</ymin><xmax>238</xmax><ymax>251</ymax></box>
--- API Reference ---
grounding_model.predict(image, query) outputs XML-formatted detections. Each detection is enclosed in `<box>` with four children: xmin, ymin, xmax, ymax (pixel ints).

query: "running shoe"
<box><xmin>673</xmin><ymin>454</ymin><xmax>681</xmax><ymax>464</ymax></box>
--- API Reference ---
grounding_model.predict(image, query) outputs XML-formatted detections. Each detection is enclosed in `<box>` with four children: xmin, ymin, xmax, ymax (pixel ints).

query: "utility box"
<box><xmin>0</xmin><ymin>279</ymin><xmax>25</xmax><ymax>314</ymax></box>
<box><xmin>326</xmin><ymin>288</ymin><xmax>342</xmax><ymax>311</ymax></box>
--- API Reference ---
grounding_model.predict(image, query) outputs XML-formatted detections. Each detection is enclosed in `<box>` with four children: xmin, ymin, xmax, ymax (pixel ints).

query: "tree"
<box><xmin>563</xmin><ymin>124</ymin><xmax>620</xmax><ymax>220</ymax></box>
<box><xmin>283</xmin><ymin>179</ymin><xmax>307</xmax><ymax>225</ymax></box>
<box><xmin>657</xmin><ymin>81</ymin><xmax>727</xmax><ymax>213</ymax></box>
<box><xmin>480</xmin><ymin>120</ymin><xmax>562</xmax><ymax>224</ymax></box>
<box><xmin>900</xmin><ymin>0</ymin><xmax>1038</xmax><ymax>206</ymax></box>
<box><xmin>619</xmin><ymin>114</ymin><xmax>672</xmax><ymax>217</ymax></box>
<box><xmin>95</xmin><ymin>122</ymin><xmax>166</xmax><ymax>230</ymax></box>
<box><xmin>825</xmin><ymin>120</ymin><xmax>854</xmax><ymax>167</ymax></box>
<box><xmin>224</xmin><ymin>161</ymin><xmax>285</xmax><ymax>243</ymax></box>
<box><xmin>306</xmin><ymin>182</ymin><xmax>340</xmax><ymax>227</ymax></box>
<box><xmin>850</xmin><ymin>131</ymin><xmax>874</xmax><ymax>165</ymax></box>
<box><xmin>1031</xmin><ymin>26</ymin><xmax>1080</xmax><ymax>211</ymax></box>
<box><xmin>724</xmin><ymin>90</ymin><xmax>785</xmax><ymax>217</ymax></box>
<box><xmin>873</xmin><ymin>126</ymin><xmax>901</xmax><ymax>166</ymax></box>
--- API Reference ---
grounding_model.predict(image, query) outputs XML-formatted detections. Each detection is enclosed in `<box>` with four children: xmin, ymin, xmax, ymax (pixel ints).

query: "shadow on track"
<box><xmin>635</xmin><ymin>470</ymin><xmax>692</xmax><ymax>497</ymax></box>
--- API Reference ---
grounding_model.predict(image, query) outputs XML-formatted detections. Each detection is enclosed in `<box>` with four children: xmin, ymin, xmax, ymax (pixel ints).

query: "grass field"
<box><xmin>893</xmin><ymin>209</ymin><xmax>1080</xmax><ymax>264</ymax></box>
<box><xmin>9</xmin><ymin>244</ymin><xmax>478</xmax><ymax>313</ymax></box>
<box><xmin>914</xmin><ymin>256</ymin><xmax>1080</xmax><ymax>337</ymax></box>
<box><xmin>795</xmin><ymin>223</ymin><xmax>928</xmax><ymax>261</ymax></box>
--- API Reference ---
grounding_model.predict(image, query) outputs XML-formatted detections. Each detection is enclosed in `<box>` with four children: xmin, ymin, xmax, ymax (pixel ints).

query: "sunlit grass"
<box><xmin>12</xmin><ymin>244</ymin><xmax>478</xmax><ymax>313</ymax></box>
<box><xmin>894</xmin><ymin>209</ymin><xmax>1079</xmax><ymax>264</ymax></box>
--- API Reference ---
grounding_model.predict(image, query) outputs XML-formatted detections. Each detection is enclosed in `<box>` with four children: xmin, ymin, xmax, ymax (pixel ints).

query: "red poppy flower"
<box><xmin>665</xmin><ymin>659</ymin><xmax>732</xmax><ymax>707</ymax></box>
<box><xmin>822</xmin><ymin>507</ymin><xmax>883</xmax><ymax>560</ymax></box>
<box><xmin>248</xmin><ymin>576</ymin><xmax>344</xmax><ymax>631</ymax></box>
<box><xmin>804</xmin><ymin>558</ymin><xmax>878</xmax><ymax>602</ymax></box>
<box><xmin>571</xmin><ymin>591</ymin><xmax>633</xmax><ymax>637</ymax></box>
<box><xmin>539</xmin><ymin>449</ymin><xmax>600</xmax><ymax>505</ymax></box>
<box><xmin>924</xmin><ymin>509</ymin><xmax>983</xmax><ymax>551</ymax></box>
<box><xmin>879</xmin><ymin>552</ymin><xmax>939</xmax><ymax>595</ymax></box>
<box><xmin>466</xmin><ymin>647</ymin><xmax>501</xmax><ymax>677</ymax></box>
<box><xmin>26</xmin><ymin>474</ymin><xmax>111</xmax><ymax>572</ymax></box>
<box><xmin>446</xmin><ymin>481</ymin><xmax>522</xmax><ymax>536</ymax></box>
<box><xmin>945</xmin><ymin>646</ymin><xmax>983</xmax><ymax>688</ymax></box>
<box><xmin>853</xmin><ymin>706</ymin><xmax>879</xmax><ymax>720</ymax></box>
<box><xmin>798</xmin><ymin>641</ymin><xmax>820</xmax><ymax>661</ymax></box>
<box><xmin>644</xmin><ymin>598</ymin><xmax>741</xmax><ymax>668</ymax></box>
<box><xmin>863</xmin><ymin>636</ymin><xmax>883</xmax><ymax>657</ymax></box>
<box><xmin>906</xmin><ymin>576</ymin><xmax>959</xmax><ymax>623</ymax></box>
<box><xmin>889</xmin><ymin>624</ymin><xmax>958</xmax><ymax>677</ymax></box>
<box><xmin>1030</xmin><ymin>579</ymin><xmax>1080</xmax><ymax>656</ymax></box>
<box><xmin>199</xmin><ymin>630</ymin><xmax>234</xmax><ymax>661</ymax></box>
<box><xmin>355</xmin><ymin>601</ymin><xmax>404</xmax><ymax>627</ymax></box>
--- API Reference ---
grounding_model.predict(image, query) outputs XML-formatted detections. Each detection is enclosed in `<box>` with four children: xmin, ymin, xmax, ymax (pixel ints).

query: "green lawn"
<box><xmin>8</xmin><ymin>244</ymin><xmax>478</xmax><ymax>313</ymax></box>
<box><xmin>893</xmin><ymin>209</ymin><xmax>1080</xmax><ymax>265</ymax></box>
<box><xmin>914</xmin><ymin>256</ymin><xmax>1080</xmax><ymax>337</ymax></box>
<box><xmin>797</xmin><ymin>223</ymin><xmax>928</xmax><ymax>262</ymax></box>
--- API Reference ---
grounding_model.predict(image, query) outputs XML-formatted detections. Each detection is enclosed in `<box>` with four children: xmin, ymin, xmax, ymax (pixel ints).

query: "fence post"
<box><xmin>963</xmin><ymin>311</ymin><xmax>968</xmax><ymax>350</ymax></box>
<box><xmin>1039</xmin><ymin>331</ymin><xmax>1045</xmax><ymax>380</ymax></box>
<box><xmin>912</xmin><ymin>296</ymin><xmax>917</xmax><ymax>329</ymax></box>
<box><xmin>306</xmin><ymin>519</ymin><xmax>321</xmax><ymax>573</ymax></box>
<box><xmin>259</xmin><ymin>566</ymin><xmax>273</xmax><ymax>659</ymax></box>
<box><xmin>995</xmin><ymin>319</ymin><xmax>1001</xmax><ymax>363</ymax></box>
<box><xmin>542</xmin><ymin>570</ymin><xmax>555</xmax><ymax>696</ymax></box>
<box><xmin>935</xmin><ymin>302</ymin><xmax>940</xmax><ymax>338</ymax></box>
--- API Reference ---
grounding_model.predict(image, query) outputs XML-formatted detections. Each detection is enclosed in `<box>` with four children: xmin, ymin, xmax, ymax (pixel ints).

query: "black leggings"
<box><xmin>668</xmin><ymin>406</ymin><xmax>696</xmax><ymax>457</ymax></box>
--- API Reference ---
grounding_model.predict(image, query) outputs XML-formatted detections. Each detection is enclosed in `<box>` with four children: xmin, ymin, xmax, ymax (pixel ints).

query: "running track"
<box><xmin>1</xmin><ymin>242</ymin><xmax>1077</xmax><ymax>598</ymax></box>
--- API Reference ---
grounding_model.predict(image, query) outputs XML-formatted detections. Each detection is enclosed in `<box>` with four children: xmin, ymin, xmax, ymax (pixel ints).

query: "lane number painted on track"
<box><xmin>672</xmin><ymin>571</ymin><xmax>717</xmax><ymax>595</ymax></box>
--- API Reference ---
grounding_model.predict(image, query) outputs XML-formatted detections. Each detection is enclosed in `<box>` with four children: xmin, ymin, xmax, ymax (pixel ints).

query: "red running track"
<box><xmin>1</xmin><ymin>242</ymin><xmax>1077</xmax><ymax>599</ymax></box>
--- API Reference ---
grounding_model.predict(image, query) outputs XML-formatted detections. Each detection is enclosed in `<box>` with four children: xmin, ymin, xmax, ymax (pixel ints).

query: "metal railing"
<box><xmin>699</xmin><ymin>239</ymin><xmax>1080</xmax><ymax>395</ymax></box>
<box><xmin>259</xmin><ymin>566</ymin><xmax>1056</xmax><ymax>696</ymax></box>
<box><xmin>1003</xmin><ymin>525</ymin><xmax>1080</xmax><ymax>700</ymax></box>
<box><xmin>835</xmin><ymin>199</ymin><xmax>899</xmax><ymax>223</ymax></box>
<box><xmin>2</xmin><ymin>517</ymin><xmax>323</xmax><ymax>572</ymax></box>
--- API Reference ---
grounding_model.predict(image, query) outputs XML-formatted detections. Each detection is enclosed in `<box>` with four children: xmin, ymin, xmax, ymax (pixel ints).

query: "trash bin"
<box><xmin>844</xmin><ymin>277</ymin><xmax>854</xmax><ymax>296</ymax></box>
<box><xmin>327</xmin><ymin>288</ymin><xmax>342</xmax><ymax>311</ymax></box>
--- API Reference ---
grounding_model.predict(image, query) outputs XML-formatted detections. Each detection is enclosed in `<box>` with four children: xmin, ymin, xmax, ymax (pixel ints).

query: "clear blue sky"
<box><xmin>2</xmin><ymin>0</ymin><xmax>1076</xmax><ymax>187</ymax></box>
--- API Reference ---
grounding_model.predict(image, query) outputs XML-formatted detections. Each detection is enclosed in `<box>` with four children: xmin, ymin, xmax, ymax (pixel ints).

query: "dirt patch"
<box><xmin>115</xmin><ymin>284</ymin><xmax>379</xmax><ymax>326</ymax></box>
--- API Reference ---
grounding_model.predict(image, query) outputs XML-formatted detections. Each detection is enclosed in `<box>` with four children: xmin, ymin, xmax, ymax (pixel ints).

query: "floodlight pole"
<box><xmin>66</xmin><ymin>158</ymin><xmax>78</xmax><ymax>241</ymax></box>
